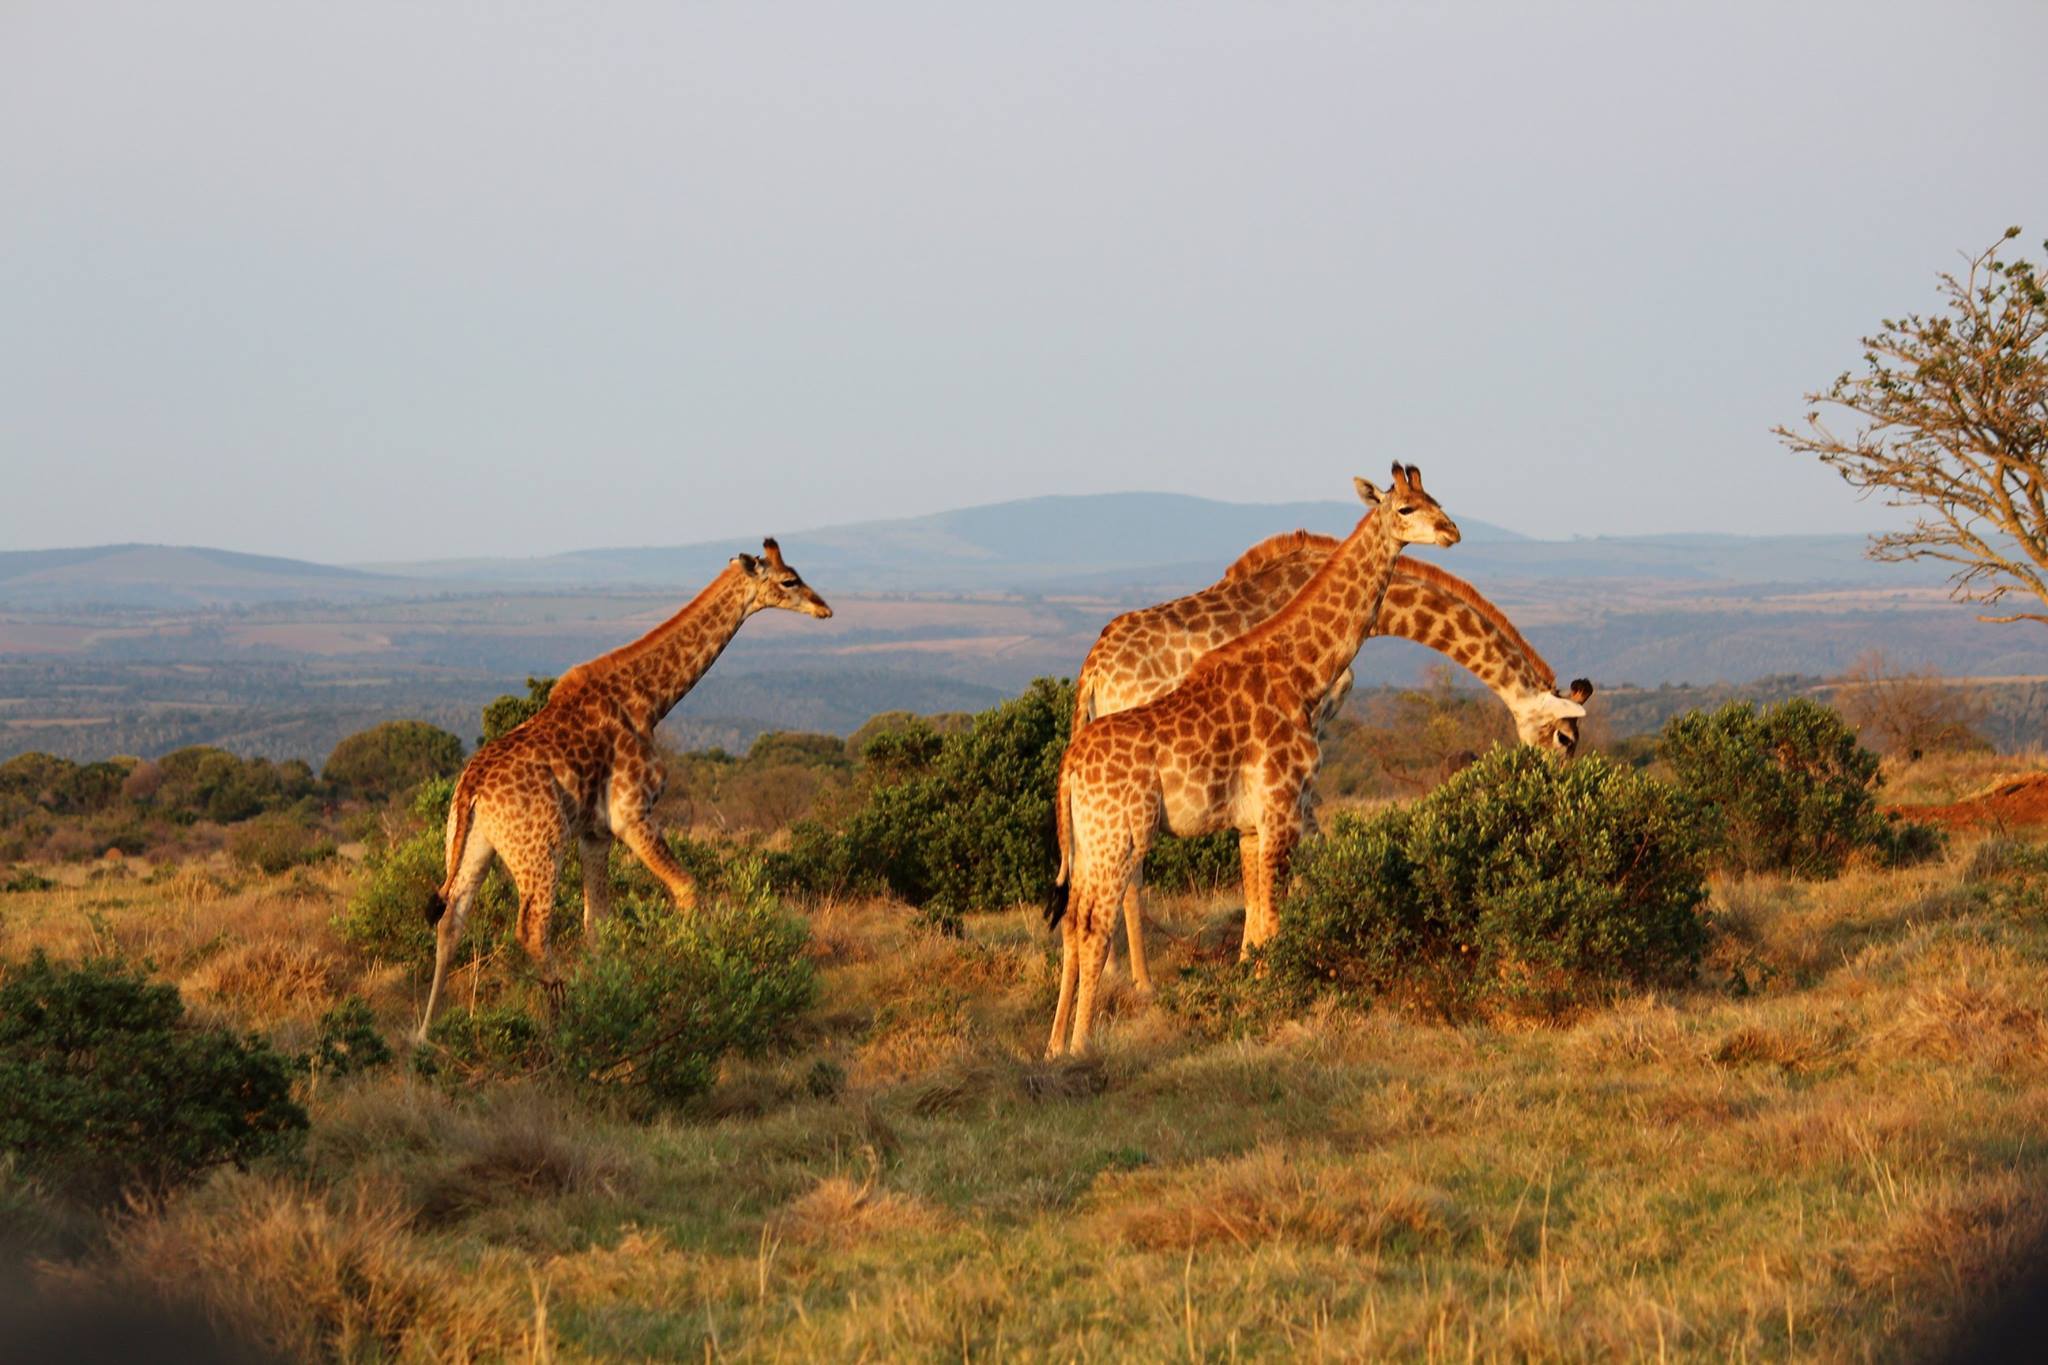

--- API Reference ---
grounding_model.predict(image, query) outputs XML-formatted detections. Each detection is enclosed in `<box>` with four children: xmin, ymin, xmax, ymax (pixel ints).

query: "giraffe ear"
<box><xmin>1353</xmin><ymin>476</ymin><xmax>1383</xmax><ymax>506</ymax></box>
<box><xmin>1539</xmin><ymin>691</ymin><xmax>1588</xmax><ymax>720</ymax></box>
<box><xmin>733</xmin><ymin>553</ymin><xmax>759</xmax><ymax>575</ymax></box>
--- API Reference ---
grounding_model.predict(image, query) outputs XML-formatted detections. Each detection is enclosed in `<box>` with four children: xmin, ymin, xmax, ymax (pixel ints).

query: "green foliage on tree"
<box><xmin>480</xmin><ymin>676</ymin><xmax>557</xmax><ymax>747</ymax></box>
<box><xmin>322</xmin><ymin>720</ymin><xmax>465</xmax><ymax>798</ymax></box>
<box><xmin>0</xmin><ymin>952</ymin><xmax>307</xmax><ymax>1206</ymax></box>
<box><xmin>1269</xmin><ymin>748</ymin><xmax>1709</xmax><ymax>1016</ymax></box>
<box><xmin>1658</xmin><ymin>698</ymin><xmax>1934</xmax><ymax>878</ymax></box>
<box><xmin>1779</xmin><ymin>227</ymin><xmax>2048</xmax><ymax>626</ymax></box>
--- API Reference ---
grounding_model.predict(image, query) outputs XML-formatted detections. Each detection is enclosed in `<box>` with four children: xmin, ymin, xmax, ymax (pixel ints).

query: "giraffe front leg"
<box><xmin>1242</xmin><ymin>814</ymin><xmax>1304</xmax><ymax>955</ymax></box>
<box><xmin>1236</xmin><ymin>826</ymin><xmax>1263</xmax><ymax>959</ymax></box>
<box><xmin>614</xmin><ymin>806</ymin><xmax>698</xmax><ymax>912</ymax></box>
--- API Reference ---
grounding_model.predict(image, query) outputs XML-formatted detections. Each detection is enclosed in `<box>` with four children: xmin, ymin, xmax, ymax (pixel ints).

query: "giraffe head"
<box><xmin>1513</xmin><ymin>677</ymin><xmax>1594</xmax><ymax>757</ymax></box>
<box><xmin>734</xmin><ymin>538</ymin><xmax>834</xmax><ymax>619</ymax></box>
<box><xmin>1355</xmin><ymin>463</ymin><xmax>1461</xmax><ymax>548</ymax></box>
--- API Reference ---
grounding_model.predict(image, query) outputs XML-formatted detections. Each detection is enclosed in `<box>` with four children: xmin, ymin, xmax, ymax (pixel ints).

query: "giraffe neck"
<box><xmin>1376</xmin><ymin>565</ymin><xmax>1556</xmax><ymax>711</ymax></box>
<box><xmin>1256</xmin><ymin>509</ymin><xmax>1402</xmax><ymax>700</ymax></box>
<box><xmin>571</xmin><ymin>565</ymin><xmax>756</xmax><ymax>731</ymax></box>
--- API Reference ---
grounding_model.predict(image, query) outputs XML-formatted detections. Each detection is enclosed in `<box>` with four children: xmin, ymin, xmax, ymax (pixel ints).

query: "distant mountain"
<box><xmin>362</xmin><ymin>492</ymin><xmax>1530</xmax><ymax>592</ymax></box>
<box><xmin>10</xmin><ymin>496</ymin><xmax>1953</xmax><ymax>610</ymax></box>
<box><xmin>0</xmin><ymin>544</ymin><xmax>417</xmax><ymax>610</ymax></box>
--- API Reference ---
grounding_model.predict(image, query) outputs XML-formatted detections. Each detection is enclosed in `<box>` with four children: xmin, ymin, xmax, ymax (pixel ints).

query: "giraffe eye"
<box><xmin>1397</xmin><ymin>505</ymin><xmax>1416</xmax><ymax>515</ymax></box>
<box><xmin>780</xmin><ymin>578</ymin><xmax>799</xmax><ymax>588</ymax></box>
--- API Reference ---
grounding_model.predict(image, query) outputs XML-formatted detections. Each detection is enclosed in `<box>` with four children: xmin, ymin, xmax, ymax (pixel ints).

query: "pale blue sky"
<box><xmin>4</xmin><ymin>1</ymin><xmax>2044</xmax><ymax>562</ymax></box>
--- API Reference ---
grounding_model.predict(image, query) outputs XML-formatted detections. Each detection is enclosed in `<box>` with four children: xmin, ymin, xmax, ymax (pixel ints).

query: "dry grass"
<box><xmin>6</xmin><ymin>824</ymin><xmax>2048</xmax><ymax>1360</ymax></box>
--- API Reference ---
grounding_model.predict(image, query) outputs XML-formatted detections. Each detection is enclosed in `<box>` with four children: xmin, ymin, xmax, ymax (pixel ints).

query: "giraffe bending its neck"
<box><xmin>1076</xmin><ymin>536</ymin><xmax>1592</xmax><ymax>754</ymax></box>
<box><xmin>1045</xmin><ymin>464</ymin><xmax>1461</xmax><ymax>1056</ymax></box>
<box><xmin>417</xmin><ymin>539</ymin><xmax>833</xmax><ymax>1040</ymax></box>
<box><xmin>1069</xmin><ymin>537</ymin><xmax>1593</xmax><ymax>996</ymax></box>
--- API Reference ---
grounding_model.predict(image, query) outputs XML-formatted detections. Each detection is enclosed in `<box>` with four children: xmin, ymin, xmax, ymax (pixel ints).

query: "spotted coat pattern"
<box><xmin>417</xmin><ymin>540</ymin><xmax>832</xmax><ymax>1038</ymax></box>
<box><xmin>1070</xmin><ymin>535</ymin><xmax>1594</xmax><ymax>995</ymax></box>
<box><xmin>1046</xmin><ymin>465</ymin><xmax>1462</xmax><ymax>1056</ymax></box>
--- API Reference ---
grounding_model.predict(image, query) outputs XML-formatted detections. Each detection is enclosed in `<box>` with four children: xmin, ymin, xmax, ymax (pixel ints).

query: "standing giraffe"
<box><xmin>1046</xmin><ymin>465</ymin><xmax>1461</xmax><ymax>1056</ymax></box>
<box><xmin>417</xmin><ymin>539</ymin><xmax>832</xmax><ymax>1039</ymax></box>
<box><xmin>1070</xmin><ymin>536</ymin><xmax>1592</xmax><ymax>995</ymax></box>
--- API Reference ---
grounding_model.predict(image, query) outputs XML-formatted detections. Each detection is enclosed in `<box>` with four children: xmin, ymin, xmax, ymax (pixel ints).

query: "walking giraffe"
<box><xmin>417</xmin><ymin>539</ymin><xmax>832</xmax><ymax>1039</ymax></box>
<box><xmin>1046</xmin><ymin>464</ymin><xmax>1461</xmax><ymax>1055</ymax></box>
<box><xmin>1070</xmin><ymin>535</ymin><xmax>1592</xmax><ymax>995</ymax></box>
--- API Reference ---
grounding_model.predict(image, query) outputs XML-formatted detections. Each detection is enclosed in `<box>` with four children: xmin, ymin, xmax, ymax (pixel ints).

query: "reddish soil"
<box><xmin>1894</xmin><ymin>774</ymin><xmax>2048</xmax><ymax>829</ymax></box>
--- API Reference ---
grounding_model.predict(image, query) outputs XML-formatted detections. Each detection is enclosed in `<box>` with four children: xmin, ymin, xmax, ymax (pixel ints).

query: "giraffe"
<box><xmin>1075</xmin><ymin>533</ymin><xmax>1591</xmax><ymax>756</ymax></box>
<box><xmin>416</xmin><ymin>539</ymin><xmax>833</xmax><ymax>1040</ymax></box>
<box><xmin>1045</xmin><ymin>464</ymin><xmax>1461</xmax><ymax>1056</ymax></box>
<box><xmin>1070</xmin><ymin>537</ymin><xmax>1593</xmax><ymax>996</ymax></box>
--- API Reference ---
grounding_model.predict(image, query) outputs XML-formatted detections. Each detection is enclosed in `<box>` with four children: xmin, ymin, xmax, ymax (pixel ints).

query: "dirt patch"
<box><xmin>1893</xmin><ymin>773</ymin><xmax>2048</xmax><ymax>829</ymax></box>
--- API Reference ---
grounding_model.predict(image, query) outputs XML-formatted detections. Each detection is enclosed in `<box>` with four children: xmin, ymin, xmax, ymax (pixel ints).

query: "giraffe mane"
<box><xmin>1397</xmin><ymin>558</ymin><xmax>1558</xmax><ymax>689</ymax></box>
<box><xmin>1216</xmin><ymin>530</ymin><xmax>1340</xmax><ymax>585</ymax></box>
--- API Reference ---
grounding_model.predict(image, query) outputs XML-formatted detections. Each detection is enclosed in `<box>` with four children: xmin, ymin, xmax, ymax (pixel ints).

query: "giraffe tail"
<box><xmin>428</xmin><ymin>780</ymin><xmax>479</xmax><ymax>927</ymax></box>
<box><xmin>1046</xmin><ymin>765</ymin><xmax>1074</xmax><ymax>928</ymax></box>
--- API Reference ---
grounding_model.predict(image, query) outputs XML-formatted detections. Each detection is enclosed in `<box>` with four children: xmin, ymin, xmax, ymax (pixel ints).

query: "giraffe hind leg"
<box><xmin>418</xmin><ymin>823</ymin><xmax>497</xmax><ymax>1042</ymax></box>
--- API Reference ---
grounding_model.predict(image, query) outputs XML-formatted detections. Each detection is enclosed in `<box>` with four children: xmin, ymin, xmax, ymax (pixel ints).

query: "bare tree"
<box><xmin>1777</xmin><ymin>227</ymin><xmax>2048</xmax><ymax>624</ymax></box>
<box><xmin>1827</xmin><ymin>650</ymin><xmax>1988</xmax><ymax>761</ymax></box>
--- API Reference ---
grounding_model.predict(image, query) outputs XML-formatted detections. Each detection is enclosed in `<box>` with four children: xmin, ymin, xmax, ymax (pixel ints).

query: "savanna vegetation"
<box><xmin>0</xmin><ymin>674</ymin><xmax>2040</xmax><ymax>1361</ymax></box>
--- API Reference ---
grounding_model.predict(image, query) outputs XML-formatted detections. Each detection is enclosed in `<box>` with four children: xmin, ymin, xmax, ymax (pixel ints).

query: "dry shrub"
<box><xmin>181</xmin><ymin>936</ymin><xmax>341</xmax><ymax>1026</ymax></box>
<box><xmin>1844</xmin><ymin>1172</ymin><xmax>2047</xmax><ymax>1306</ymax></box>
<box><xmin>1709</xmin><ymin>1017</ymin><xmax>1856</xmax><ymax>1072</ymax></box>
<box><xmin>105</xmin><ymin>1172</ymin><xmax>535</xmax><ymax>1362</ymax></box>
<box><xmin>1089</xmin><ymin>1145</ymin><xmax>1461</xmax><ymax>1253</ymax></box>
<box><xmin>1564</xmin><ymin>997</ymin><xmax>1689</xmax><ymax>1066</ymax></box>
<box><xmin>768</xmin><ymin>1175</ymin><xmax>940</xmax><ymax>1248</ymax></box>
<box><xmin>1879</xmin><ymin>974</ymin><xmax>2048</xmax><ymax>1064</ymax></box>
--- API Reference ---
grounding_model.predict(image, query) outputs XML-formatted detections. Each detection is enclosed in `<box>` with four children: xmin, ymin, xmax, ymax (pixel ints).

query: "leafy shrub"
<box><xmin>555</xmin><ymin>871</ymin><xmax>816</xmax><ymax>1110</ymax></box>
<box><xmin>1144</xmin><ymin>832</ymin><xmax>1241</xmax><ymax>896</ymax></box>
<box><xmin>307</xmin><ymin>998</ymin><xmax>393</xmax><ymax>1077</ymax></box>
<box><xmin>788</xmin><ymin>680</ymin><xmax>1073</xmax><ymax>929</ymax></box>
<box><xmin>228</xmin><ymin>812</ymin><xmax>336</xmax><ymax>875</ymax></box>
<box><xmin>421</xmin><ymin>868</ymin><xmax>816</xmax><ymax>1113</ymax></box>
<box><xmin>2</xmin><ymin>867</ymin><xmax>55</xmax><ymax>894</ymax></box>
<box><xmin>1270</xmin><ymin>748</ymin><xmax>1708</xmax><ymax>1015</ymax></box>
<box><xmin>480</xmin><ymin>676</ymin><xmax>556</xmax><ymax>747</ymax></box>
<box><xmin>0</xmin><ymin>952</ymin><xmax>307</xmax><ymax>1205</ymax></box>
<box><xmin>1659</xmin><ymin>698</ymin><xmax>1896</xmax><ymax>878</ymax></box>
<box><xmin>322</xmin><ymin>720</ymin><xmax>465</xmax><ymax>799</ymax></box>
<box><xmin>417</xmin><ymin>1001</ymin><xmax>550</xmax><ymax>1079</ymax></box>
<box><xmin>145</xmin><ymin>747</ymin><xmax>317</xmax><ymax>825</ymax></box>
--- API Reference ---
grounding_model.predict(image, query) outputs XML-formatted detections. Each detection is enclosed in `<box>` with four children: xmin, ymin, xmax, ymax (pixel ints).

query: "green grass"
<box><xmin>3</xmin><ymin>834</ymin><xmax>2045</xmax><ymax>1360</ymax></box>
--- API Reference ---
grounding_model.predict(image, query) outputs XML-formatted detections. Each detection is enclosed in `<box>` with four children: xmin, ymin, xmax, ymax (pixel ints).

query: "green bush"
<box><xmin>1144</xmin><ymin>832</ymin><xmax>1242</xmax><ymax>896</ymax></box>
<box><xmin>480</xmin><ymin>676</ymin><xmax>556</xmax><ymax>747</ymax></box>
<box><xmin>421</xmin><ymin>868</ymin><xmax>817</xmax><ymax>1113</ymax></box>
<box><xmin>0</xmin><ymin>952</ymin><xmax>307</xmax><ymax>1205</ymax></box>
<box><xmin>307</xmin><ymin>998</ymin><xmax>393</xmax><ymax>1077</ymax></box>
<box><xmin>556</xmin><ymin>869</ymin><xmax>816</xmax><ymax>1110</ymax></box>
<box><xmin>227</xmin><ymin>811</ymin><xmax>336</xmax><ymax>875</ymax></box>
<box><xmin>1270</xmin><ymin>748</ymin><xmax>1708</xmax><ymax>1015</ymax></box>
<box><xmin>792</xmin><ymin>679</ymin><xmax>1073</xmax><ymax>930</ymax></box>
<box><xmin>322</xmin><ymin>720</ymin><xmax>465</xmax><ymax>799</ymax></box>
<box><xmin>1658</xmin><ymin>698</ymin><xmax>1900</xmax><ymax>878</ymax></box>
